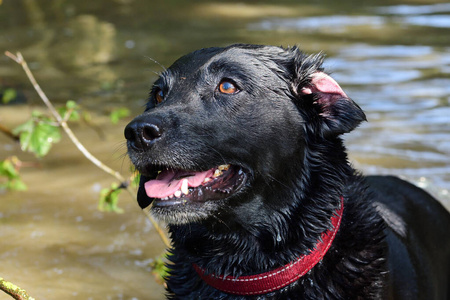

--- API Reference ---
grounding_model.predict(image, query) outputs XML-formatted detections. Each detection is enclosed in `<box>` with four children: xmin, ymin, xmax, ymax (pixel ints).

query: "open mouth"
<box><xmin>141</xmin><ymin>164</ymin><xmax>248</xmax><ymax>207</ymax></box>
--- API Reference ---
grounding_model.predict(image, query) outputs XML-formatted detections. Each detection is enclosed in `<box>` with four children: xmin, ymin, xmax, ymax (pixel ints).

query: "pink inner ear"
<box><xmin>301</xmin><ymin>72</ymin><xmax>348</xmax><ymax>98</ymax></box>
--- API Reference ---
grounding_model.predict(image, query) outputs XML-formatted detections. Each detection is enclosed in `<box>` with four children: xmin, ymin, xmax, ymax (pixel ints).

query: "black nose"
<box><xmin>124</xmin><ymin>117</ymin><xmax>163</xmax><ymax>150</ymax></box>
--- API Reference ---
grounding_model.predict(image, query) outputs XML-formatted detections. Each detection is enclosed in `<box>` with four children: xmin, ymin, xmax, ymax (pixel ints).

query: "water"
<box><xmin>0</xmin><ymin>1</ymin><xmax>449</xmax><ymax>299</ymax></box>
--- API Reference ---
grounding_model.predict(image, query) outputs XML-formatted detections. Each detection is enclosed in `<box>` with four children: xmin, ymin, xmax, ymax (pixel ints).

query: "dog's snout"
<box><xmin>125</xmin><ymin>117</ymin><xmax>163</xmax><ymax>150</ymax></box>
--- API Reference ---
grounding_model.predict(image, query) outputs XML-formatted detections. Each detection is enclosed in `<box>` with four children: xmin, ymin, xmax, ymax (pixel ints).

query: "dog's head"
<box><xmin>125</xmin><ymin>44</ymin><xmax>365</xmax><ymax>225</ymax></box>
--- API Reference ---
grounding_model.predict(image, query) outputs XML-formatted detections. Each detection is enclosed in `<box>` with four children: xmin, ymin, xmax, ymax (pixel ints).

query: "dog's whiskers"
<box><xmin>144</xmin><ymin>56</ymin><xmax>167</xmax><ymax>72</ymax></box>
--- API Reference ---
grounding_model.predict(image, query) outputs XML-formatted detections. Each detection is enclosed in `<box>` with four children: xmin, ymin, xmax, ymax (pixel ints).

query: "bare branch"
<box><xmin>5</xmin><ymin>51</ymin><xmax>170</xmax><ymax>248</ymax></box>
<box><xmin>4</xmin><ymin>51</ymin><xmax>21</xmax><ymax>64</ymax></box>
<box><xmin>5</xmin><ymin>52</ymin><xmax>62</xmax><ymax>123</ymax></box>
<box><xmin>0</xmin><ymin>278</ymin><xmax>35</xmax><ymax>300</ymax></box>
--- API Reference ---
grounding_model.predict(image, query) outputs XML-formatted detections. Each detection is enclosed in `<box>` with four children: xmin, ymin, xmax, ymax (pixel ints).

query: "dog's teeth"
<box><xmin>218</xmin><ymin>164</ymin><xmax>230</xmax><ymax>171</ymax></box>
<box><xmin>174</xmin><ymin>190</ymin><xmax>182</xmax><ymax>198</ymax></box>
<box><xmin>203</xmin><ymin>177</ymin><xmax>211</xmax><ymax>183</ymax></box>
<box><xmin>213</xmin><ymin>169</ymin><xmax>222</xmax><ymax>177</ymax></box>
<box><xmin>181</xmin><ymin>179</ymin><xmax>189</xmax><ymax>195</ymax></box>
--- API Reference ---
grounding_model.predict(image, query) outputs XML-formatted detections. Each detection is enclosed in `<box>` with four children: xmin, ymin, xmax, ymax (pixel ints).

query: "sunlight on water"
<box><xmin>375</xmin><ymin>3</ymin><xmax>450</xmax><ymax>15</ymax></box>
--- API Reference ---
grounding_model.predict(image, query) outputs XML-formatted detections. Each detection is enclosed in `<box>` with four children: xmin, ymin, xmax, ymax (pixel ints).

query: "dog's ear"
<box><xmin>299</xmin><ymin>71</ymin><xmax>366</xmax><ymax>136</ymax></box>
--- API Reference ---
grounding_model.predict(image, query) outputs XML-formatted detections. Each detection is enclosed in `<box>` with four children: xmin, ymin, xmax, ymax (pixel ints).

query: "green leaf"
<box><xmin>66</xmin><ymin>100</ymin><xmax>78</xmax><ymax>109</ymax></box>
<box><xmin>31</xmin><ymin>110</ymin><xmax>43</xmax><ymax>118</ymax></box>
<box><xmin>0</xmin><ymin>159</ymin><xmax>17</xmax><ymax>178</ymax></box>
<box><xmin>99</xmin><ymin>183</ymin><xmax>124</xmax><ymax>213</ymax></box>
<box><xmin>12</xmin><ymin>119</ymin><xmax>34</xmax><ymax>136</ymax></box>
<box><xmin>110</xmin><ymin>107</ymin><xmax>130</xmax><ymax>124</ymax></box>
<box><xmin>28</xmin><ymin>121</ymin><xmax>61</xmax><ymax>157</ymax></box>
<box><xmin>8</xmin><ymin>179</ymin><xmax>27</xmax><ymax>191</ymax></box>
<box><xmin>13</xmin><ymin>114</ymin><xmax>61</xmax><ymax>157</ymax></box>
<box><xmin>2</xmin><ymin>88</ymin><xmax>17</xmax><ymax>104</ymax></box>
<box><xmin>12</xmin><ymin>119</ymin><xmax>35</xmax><ymax>154</ymax></box>
<box><xmin>151</xmin><ymin>255</ymin><xmax>169</xmax><ymax>285</ymax></box>
<box><xmin>0</xmin><ymin>158</ymin><xmax>27</xmax><ymax>191</ymax></box>
<box><xmin>58</xmin><ymin>100</ymin><xmax>80</xmax><ymax>122</ymax></box>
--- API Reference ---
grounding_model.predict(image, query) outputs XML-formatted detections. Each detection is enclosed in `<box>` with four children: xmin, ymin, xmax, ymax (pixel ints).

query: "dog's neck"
<box><xmin>166</xmin><ymin>167</ymin><xmax>387</xmax><ymax>298</ymax></box>
<box><xmin>166</xmin><ymin>143</ymin><xmax>352</xmax><ymax>291</ymax></box>
<box><xmin>191</xmin><ymin>197</ymin><xmax>344</xmax><ymax>295</ymax></box>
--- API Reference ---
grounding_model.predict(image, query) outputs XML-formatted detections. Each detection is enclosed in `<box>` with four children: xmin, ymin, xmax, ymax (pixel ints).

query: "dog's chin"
<box><xmin>137</xmin><ymin>164</ymin><xmax>249</xmax><ymax>225</ymax></box>
<box><xmin>150</xmin><ymin>200</ymin><xmax>226</xmax><ymax>225</ymax></box>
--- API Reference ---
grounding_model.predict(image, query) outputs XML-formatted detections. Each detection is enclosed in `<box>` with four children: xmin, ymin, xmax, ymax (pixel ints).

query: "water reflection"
<box><xmin>52</xmin><ymin>15</ymin><xmax>117</xmax><ymax>69</ymax></box>
<box><xmin>400</xmin><ymin>15</ymin><xmax>450</xmax><ymax>28</ymax></box>
<box><xmin>251</xmin><ymin>3</ymin><xmax>450</xmax><ymax>31</ymax></box>
<box><xmin>376</xmin><ymin>3</ymin><xmax>450</xmax><ymax>28</ymax></box>
<box><xmin>324</xmin><ymin>44</ymin><xmax>450</xmax><ymax>85</ymax></box>
<box><xmin>251</xmin><ymin>16</ymin><xmax>386</xmax><ymax>32</ymax></box>
<box><xmin>375</xmin><ymin>3</ymin><xmax>450</xmax><ymax>15</ymax></box>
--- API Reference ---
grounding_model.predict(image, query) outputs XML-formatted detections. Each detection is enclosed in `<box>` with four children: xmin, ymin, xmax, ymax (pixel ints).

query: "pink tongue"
<box><xmin>144</xmin><ymin>169</ymin><xmax>215</xmax><ymax>198</ymax></box>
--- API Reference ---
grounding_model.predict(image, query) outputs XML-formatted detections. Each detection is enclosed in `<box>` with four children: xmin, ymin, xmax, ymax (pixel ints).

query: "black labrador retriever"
<box><xmin>125</xmin><ymin>44</ymin><xmax>450</xmax><ymax>299</ymax></box>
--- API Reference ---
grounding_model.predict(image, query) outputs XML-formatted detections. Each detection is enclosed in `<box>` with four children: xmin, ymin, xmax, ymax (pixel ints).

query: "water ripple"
<box><xmin>375</xmin><ymin>3</ymin><xmax>450</xmax><ymax>15</ymax></box>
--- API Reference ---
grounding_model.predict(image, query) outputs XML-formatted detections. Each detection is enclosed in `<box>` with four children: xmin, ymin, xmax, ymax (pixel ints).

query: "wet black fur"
<box><xmin>126</xmin><ymin>44</ymin><xmax>450</xmax><ymax>299</ymax></box>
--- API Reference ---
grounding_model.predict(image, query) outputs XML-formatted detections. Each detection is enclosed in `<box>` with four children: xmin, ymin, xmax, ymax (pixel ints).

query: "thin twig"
<box><xmin>5</xmin><ymin>52</ymin><xmax>62</xmax><ymax>123</ymax></box>
<box><xmin>0</xmin><ymin>278</ymin><xmax>35</xmax><ymax>300</ymax></box>
<box><xmin>61</xmin><ymin>107</ymin><xmax>74</xmax><ymax>123</ymax></box>
<box><xmin>145</xmin><ymin>209</ymin><xmax>170</xmax><ymax>247</ymax></box>
<box><xmin>5</xmin><ymin>51</ymin><xmax>125</xmax><ymax>182</ymax></box>
<box><xmin>5</xmin><ymin>51</ymin><xmax>170</xmax><ymax>248</ymax></box>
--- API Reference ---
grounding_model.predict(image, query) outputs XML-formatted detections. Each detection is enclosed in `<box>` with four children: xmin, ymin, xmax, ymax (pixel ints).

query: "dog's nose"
<box><xmin>124</xmin><ymin>117</ymin><xmax>163</xmax><ymax>150</ymax></box>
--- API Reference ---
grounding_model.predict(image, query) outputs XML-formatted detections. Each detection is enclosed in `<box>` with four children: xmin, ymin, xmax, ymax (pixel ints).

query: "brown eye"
<box><xmin>155</xmin><ymin>88</ymin><xmax>164</xmax><ymax>104</ymax></box>
<box><xmin>218</xmin><ymin>80</ymin><xmax>238</xmax><ymax>94</ymax></box>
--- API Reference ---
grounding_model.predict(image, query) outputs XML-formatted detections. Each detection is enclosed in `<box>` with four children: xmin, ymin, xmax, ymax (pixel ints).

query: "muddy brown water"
<box><xmin>0</xmin><ymin>1</ymin><xmax>449</xmax><ymax>299</ymax></box>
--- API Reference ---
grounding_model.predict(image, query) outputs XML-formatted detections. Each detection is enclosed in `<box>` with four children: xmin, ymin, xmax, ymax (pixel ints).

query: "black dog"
<box><xmin>125</xmin><ymin>44</ymin><xmax>450</xmax><ymax>299</ymax></box>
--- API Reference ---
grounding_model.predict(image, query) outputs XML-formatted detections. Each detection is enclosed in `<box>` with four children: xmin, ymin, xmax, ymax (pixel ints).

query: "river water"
<box><xmin>0</xmin><ymin>1</ymin><xmax>449</xmax><ymax>299</ymax></box>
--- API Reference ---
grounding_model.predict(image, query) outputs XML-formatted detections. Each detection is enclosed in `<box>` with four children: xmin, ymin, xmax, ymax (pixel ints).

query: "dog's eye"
<box><xmin>218</xmin><ymin>80</ymin><xmax>239</xmax><ymax>94</ymax></box>
<box><xmin>155</xmin><ymin>88</ymin><xmax>164</xmax><ymax>104</ymax></box>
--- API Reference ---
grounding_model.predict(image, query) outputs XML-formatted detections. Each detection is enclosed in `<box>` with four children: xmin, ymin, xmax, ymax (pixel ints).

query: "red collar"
<box><xmin>193</xmin><ymin>197</ymin><xmax>344</xmax><ymax>296</ymax></box>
